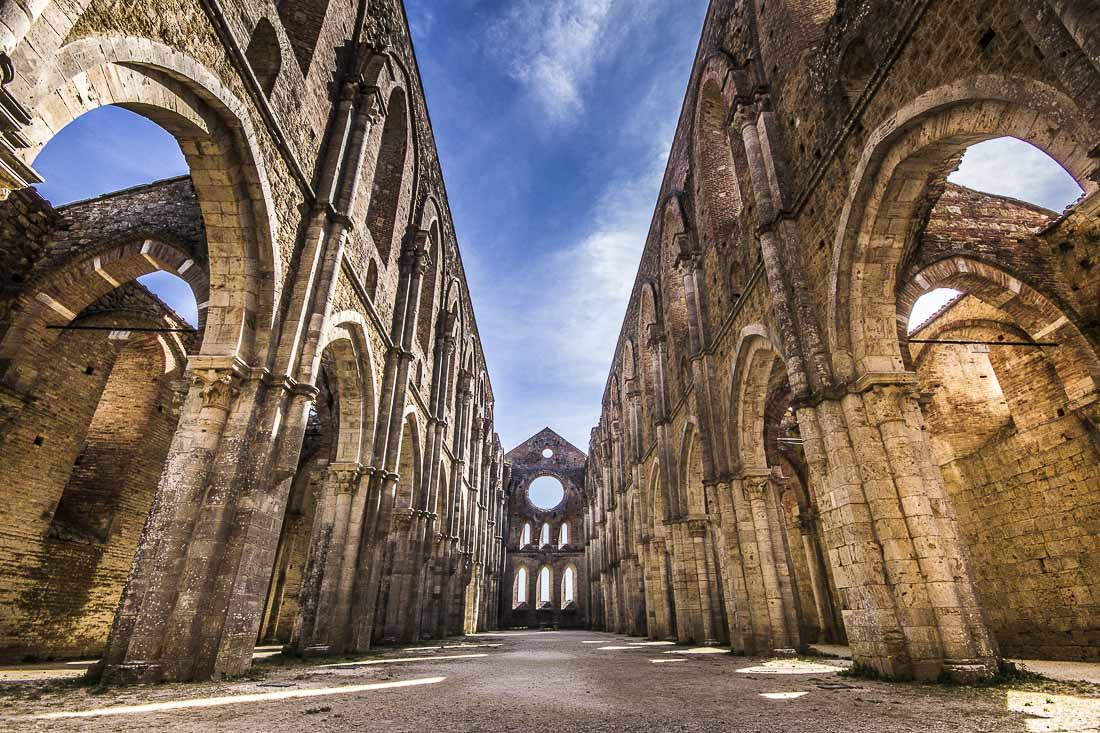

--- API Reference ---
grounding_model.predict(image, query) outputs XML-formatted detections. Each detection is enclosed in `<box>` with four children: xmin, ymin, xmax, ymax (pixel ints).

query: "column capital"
<box><xmin>327</xmin><ymin>462</ymin><xmax>364</xmax><ymax>494</ymax></box>
<box><xmin>191</xmin><ymin>365</ymin><xmax>243</xmax><ymax>412</ymax></box>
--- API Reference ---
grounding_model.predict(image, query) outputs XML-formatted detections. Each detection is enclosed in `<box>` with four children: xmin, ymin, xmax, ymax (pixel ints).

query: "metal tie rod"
<box><xmin>907</xmin><ymin>338</ymin><xmax>1057</xmax><ymax>347</ymax></box>
<box><xmin>46</xmin><ymin>325</ymin><xmax>196</xmax><ymax>333</ymax></box>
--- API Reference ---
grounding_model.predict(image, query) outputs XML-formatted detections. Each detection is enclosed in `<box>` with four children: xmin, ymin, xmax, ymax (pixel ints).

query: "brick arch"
<box><xmin>693</xmin><ymin>67</ymin><xmax>743</xmax><ymax>249</ymax></box>
<box><xmin>899</xmin><ymin>257</ymin><xmax>1100</xmax><ymax>404</ymax></box>
<box><xmin>18</xmin><ymin>36</ymin><xmax>281</xmax><ymax>369</ymax></box>
<box><xmin>0</xmin><ymin>237</ymin><xmax>208</xmax><ymax>391</ymax></box>
<box><xmin>827</xmin><ymin>74</ymin><xmax>1100</xmax><ymax>384</ymax></box>
<box><xmin>659</xmin><ymin>194</ymin><xmax>693</xmax><ymax>401</ymax></box>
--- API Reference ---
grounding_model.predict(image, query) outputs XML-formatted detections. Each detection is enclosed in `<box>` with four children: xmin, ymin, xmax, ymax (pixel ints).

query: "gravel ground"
<box><xmin>0</xmin><ymin>630</ymin><xmax>1097</xmax><ymax>732</ymax></box>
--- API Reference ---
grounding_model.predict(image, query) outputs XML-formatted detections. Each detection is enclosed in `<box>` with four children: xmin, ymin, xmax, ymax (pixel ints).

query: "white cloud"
<box><xmin>488</xmin><ymin>0</ymin><xmax>660</xmax><ymax>126</ymax></box>
<box><xmin>948</xmin><ymin>137</ymin><xmax>1083</xmax><ymax>213</ymax></box>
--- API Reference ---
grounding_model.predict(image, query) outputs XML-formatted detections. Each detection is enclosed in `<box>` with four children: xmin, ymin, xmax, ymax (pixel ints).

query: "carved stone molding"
<box><xmin>327</xmin><ymin>462</ymin><xmax>364</xmax><ymax>495</ymax></box>
<box><xmin>192</xmin><ymin>367</ymin><xmax>242</xmax><ymax>412</ymax></box>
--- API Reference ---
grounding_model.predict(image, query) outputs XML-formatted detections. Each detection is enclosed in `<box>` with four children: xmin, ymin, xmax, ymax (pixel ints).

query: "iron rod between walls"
<box><xmin>907</xmin><ymin>339</ymin><xmax>1058</xmax><ymax>347</ymax></box>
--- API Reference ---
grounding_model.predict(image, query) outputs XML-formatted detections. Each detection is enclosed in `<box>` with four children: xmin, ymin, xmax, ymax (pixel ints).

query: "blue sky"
<box><xmin>31</xmin><ymin>1</ymin><xmax>1081</xmax><ymax>453</ymax></box>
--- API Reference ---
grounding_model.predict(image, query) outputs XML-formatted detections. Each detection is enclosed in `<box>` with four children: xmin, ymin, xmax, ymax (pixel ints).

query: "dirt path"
<box><xmin>1</xmin><ymin>631</ymin><xmax>1097</xmax><ymax>732</ymax></box>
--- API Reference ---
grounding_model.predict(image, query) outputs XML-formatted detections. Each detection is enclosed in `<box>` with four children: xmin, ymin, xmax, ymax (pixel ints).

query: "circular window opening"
<box><xmin>528</xmin><ymin>476</ymin><xmax>564</xmax><ymax>510</ymax></box>
<box><xmin>542</xmin><ymin>448</ymin><xmax>554</xmax><ymax>459</ymax></box>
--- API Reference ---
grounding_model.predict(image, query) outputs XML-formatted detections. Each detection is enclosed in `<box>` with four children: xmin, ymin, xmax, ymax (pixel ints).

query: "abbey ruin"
<box><xmin>0</xmin><ymin>0</ymin><xmax>1098</xmax><ymax>729</ymax></box>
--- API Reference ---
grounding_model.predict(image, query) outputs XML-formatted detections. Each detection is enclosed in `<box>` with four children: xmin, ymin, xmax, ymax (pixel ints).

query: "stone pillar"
<box><xmin>798</xmin><ymin>509</ymin><xmax>840</xmax><ymax>644</ymax></box>
<box><xmin>292</xmin><ymin>461</ymin><xmax>364</xmax><ymax>654</ymax></box>
<box><xmin>798</xmin><ymin>380</ymin><xmax>999</xmax><ymax>680</ymax></box>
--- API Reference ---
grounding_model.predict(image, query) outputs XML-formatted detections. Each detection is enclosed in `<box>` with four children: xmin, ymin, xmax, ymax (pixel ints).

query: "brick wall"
<box><xmin>916</xmin><ymin>296</ymin><xmax>1100</xmax><ymax>660</ymax></box>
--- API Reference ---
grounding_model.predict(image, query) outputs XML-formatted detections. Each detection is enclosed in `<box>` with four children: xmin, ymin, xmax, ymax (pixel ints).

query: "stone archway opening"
<box><xmin>898</xmin><ymin>138</ymin><xmax>1099</xmax><ymax>663</ymax></box>
<box><xmin>0</xmin><ymin>105</ymin><xmax>204</xmax><ymax>664</ymax></box>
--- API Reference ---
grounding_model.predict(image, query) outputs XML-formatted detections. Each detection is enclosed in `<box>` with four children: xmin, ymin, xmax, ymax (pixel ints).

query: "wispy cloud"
<box><xmin>487</xmin><ymin>0</ymin><xmax>659</xmax><ymax>126</ymax></box>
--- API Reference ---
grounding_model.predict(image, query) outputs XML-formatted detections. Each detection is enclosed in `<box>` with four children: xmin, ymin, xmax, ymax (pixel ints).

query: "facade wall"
<box><xmin>585</xmin><ymin>0</ymin><xmax>1100</xmax><ymax>681</ymax></box>
<box><xmin>0</xmin><ymin>0</ymin><xmax>506</xmax><ymax>681</ymax></box>
<box><xmin>500</xmin><ymin>429</ymin><xmax>588</xmax><ymax>629</ymax></box>
<box><xmin>914</xmin><ymin>296</ymin><xmax>1100</xmax><ymax>661</ymax></box>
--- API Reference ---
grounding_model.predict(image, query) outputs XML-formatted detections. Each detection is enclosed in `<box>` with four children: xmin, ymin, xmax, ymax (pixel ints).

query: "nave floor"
<box><xmin>1</xmin><ymin>630</ymin><xmax>1097</xmax><ymax>732</ymax></box>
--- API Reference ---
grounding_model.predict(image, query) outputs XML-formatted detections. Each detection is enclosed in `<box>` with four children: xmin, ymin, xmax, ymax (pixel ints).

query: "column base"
<box><xmin>98</xmin><ymin>662</ymin><xmax>165</xmax><ymax>686</ymax></box>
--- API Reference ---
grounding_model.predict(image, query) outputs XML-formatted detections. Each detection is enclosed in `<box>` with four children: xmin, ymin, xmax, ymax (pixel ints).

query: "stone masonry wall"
<box><xmin>915</xmin><ymin>295</ymin><xmax>1100</xmax><ymax>661</ymax></box>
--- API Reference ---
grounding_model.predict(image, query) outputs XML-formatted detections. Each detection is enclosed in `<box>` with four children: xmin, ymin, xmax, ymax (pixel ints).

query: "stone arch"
<box><xmin>898</xmin><ymin>257</ymin><xmax>1100</xmax><ymax>404</ymax></box>
<box><xmin>315</xmin><ymin>312</ymin><xmax>379</xmax><ymax>465</ymax></box>
<box><xmin>0</xmin><ymin>236</ymin><xmax>208</xmax><ymax>390</ymax></box>
<box><xmin>416</xmin><ymin>210</ymin><xmax>443</xmax><ymax>357</ymax></box>
<box><xmin>730</xmin><ymin>329</ymin><xmax>787</xmax><ymax>471</ymax></box>
<box><xmin>676</xmin><ymin>420</ymin><xmax>703</xmax><ymax>518</ymax></box>
<box><xmin>276</xmin><ymin>0</ymin><xmax>333</xmax><ymax>76</ymax></box>
<box><xmin>13</xmin><ymin>37</ymin><xmax>280</xmax><ymax>371</ymax></box>
<box><xmin>828</xmin><ymin>75</ymin><xmax>1100</xmax><ymax>383</ymax></box>
<box><xmin>367</xmin><ymin>86</ymin><xmax>413</xmax><ymax>264</ymax></box>
<box><xmin>394</xmin><ymin>410</ymin><xmax>423</xmax><ymax>510</ymax></box>
<box><xmin>659</xmin><ymin>195</ymin><xmax>693</xmax><ymax>400</ymax></box>
<box><xmin>246</xmin><ymin>17</ymin><xmax>283</xmax><ymax>96</ymax></box>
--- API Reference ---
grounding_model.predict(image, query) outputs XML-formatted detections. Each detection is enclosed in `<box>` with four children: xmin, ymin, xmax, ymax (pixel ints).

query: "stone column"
<box><xmin>797</xmin><ymin>380</ymin><xmax>998</xmax><ymax>680</ymax></box>
<box><xmin>798</xmin><ymin>508</ymin><xmax>839</xmax><ymax>644</ymax></box>
<box><xmin>292</xmin><ymin>461</ymin><xmax>363</xmax><ymax>653</ymax></box>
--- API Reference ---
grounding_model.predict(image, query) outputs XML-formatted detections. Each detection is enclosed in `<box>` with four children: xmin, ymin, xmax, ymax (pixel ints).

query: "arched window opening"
<box><xmin>276</xmin><ymin>0</ymin><xmax>332</xmax><ymax>75</ymax></box>
<box><xmin>246</xmin><ymin>18</ymin><xmax>282</xmax><ymax>96</ymax></box>
<box><xmin>540</xmin><ymin>522</ymin><xmax>551</xmax><ymax>547</ymax></box>
<box><xmin>521</xmin><ymin>522</ymin><xmax>532</xmax><ymax>547</ymax></box>
<box><xmin>416</xmin><ymin>224</ymin><xmax>441</xmax><ymax>356</ymax></box>
<box><xmin>561</xmin><ymin>566</ymin><xmax>576</xmax><ymax>609</ymax></box>
<box><xmin>559</xmin><ymin>522</ymin><xmax>570</xmax><ymax>547</ymax></box>
<box><xmin>514</xmin><ymin>566</ymin><xmax>528</xmax><ymax>608</ymax></box>
<box><xmin>836</xmin><ymin>38</ymin><xmax>874</xmax><ymax>110</ymax></box>
<box><xmin>537</xmin><ymin>566</ymin><xmax>552</xmax><ymax>608</ymax></box>
<box><xmin>367</xmin><ymin>90</ymin><xmax>410</xmax><ymax>263</ymax></box>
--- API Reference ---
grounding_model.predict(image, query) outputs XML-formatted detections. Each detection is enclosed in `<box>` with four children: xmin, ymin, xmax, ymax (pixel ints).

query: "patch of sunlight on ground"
<box><xmin>33</xmin><ymin>677</ymin><xmax>446</xmax><ymax>720</ymax></box>
<box><xmin>651</xmin><ymin>658</ymin><xmax>688</xmax><ymax>664</ymax></box>
<box><xmin>401</xmin><ymin>644</ymin><xmax>501</xmax><ymax>653</ymax></box>
<box><xmin>666</xmin><ymin>647</ymin><xmax>730</xmax><ymax>655</ymax></box>
<box><xmin>736</xmin><ymin>660</ymin><xmax>840</xmax><ymax>674</ymax></box>
<box><xmin>581</xmin><ymin>640</ymin><xmax>607</xmax><ymax>644</ymax></box>
<box><xmin>316</xmin><ymin>653</ymin><xmax>488</xmax><ymax>668</ymax></box>
<box><xmin>760</xmin><ymin>692</ymin><xmax>809</xmax><ymax>700</ymax></box>
<box><xmin>598</xmin><ymin>646</ymin><xmax>644</xmax><ymax>650</ymax></box>
<box><xmin>1006</xmin><ymin>690</ymin><xmax>1100</xmax><ymax>732</ymax></box>
<box><xmin>629</xmin><ymin>641</ymin><xmax>676</xmax><ymax>646</ymax></box>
